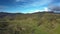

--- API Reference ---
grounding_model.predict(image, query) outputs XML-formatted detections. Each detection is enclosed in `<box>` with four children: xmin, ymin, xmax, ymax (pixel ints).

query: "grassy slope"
<box><xmin>0</xmin><ymin>12</ymin><xmax>60</xmax><ymax>34</ymax></box>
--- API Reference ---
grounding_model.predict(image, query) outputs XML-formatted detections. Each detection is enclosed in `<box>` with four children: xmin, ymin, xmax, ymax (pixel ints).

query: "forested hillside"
<box><xmin>0</xmin><ymin>12</ymin><xmax>60</xmax><ymax>34</ymax></box>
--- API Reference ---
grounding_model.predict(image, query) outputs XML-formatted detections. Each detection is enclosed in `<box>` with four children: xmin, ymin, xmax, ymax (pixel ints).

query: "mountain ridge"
<box><xmin>0</xmin><ymin>11</ymin><xmax>60</xmax><ymax>34</ymax></box>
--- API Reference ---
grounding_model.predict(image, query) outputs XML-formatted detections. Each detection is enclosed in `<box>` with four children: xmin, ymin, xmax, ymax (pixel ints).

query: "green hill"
<box><xmin>0</xmin><ymin>12</ymin><xmax>60</xmax><ymax>34</ymax></box>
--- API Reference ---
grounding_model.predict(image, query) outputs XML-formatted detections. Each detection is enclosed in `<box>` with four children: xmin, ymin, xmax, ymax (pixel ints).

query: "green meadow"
<box><xmin>0</xmin><ymin>12</ymin><xmax>60</xmax><ymax>34</ymax></box>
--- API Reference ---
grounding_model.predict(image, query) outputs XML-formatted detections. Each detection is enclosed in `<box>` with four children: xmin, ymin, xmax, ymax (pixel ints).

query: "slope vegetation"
<box><xmin>0</xmin><ymin>12</ymin><xmax>60</xmax><ymax>34</ymax></box>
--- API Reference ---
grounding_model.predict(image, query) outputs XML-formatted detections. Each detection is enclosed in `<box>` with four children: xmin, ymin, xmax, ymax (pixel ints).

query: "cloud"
<box><xmin>15</xmin><ymin>0</ymin><xmax>27</xmax><ymax>2</ymax></box>
<box><xmin>29</xmin><ymin>0</ymin><xmax>52</xmax><ymax>7</ymax></box>
<box><xmin>0</xmin><ymin>5</ymin><xmax>9</xmax><ymax>12</ymax></box>
<box><xmin>16</xmin><ymin>0</ymin><xmax>53</xmax><ymax>8</ymax></box>
<box><xmin>16</xmin><ymin>0</ymin><xmax>20</xmax><ymax>2</ymax></box>
<box><xmin>23</xmin><ymin>7</ymin><xmax>49</xmax><ymax>13</ymax></box>
<box><xmin>15</xmin><ymin>0</ymin><xmax>60</xmax><ymax>9</ymax></box>
<box><xmin>49</xmin><ymin>6</ymin><xmax>60</xmax><ymax>11</ymax></box>
<box><xmin>15</xmin><ymin>0</ymin><xmax>52</xmax><ymax>13</ymax></box>
<box><xmin>0</xmin><ymin>6</ymin><xmax>8</xmax><ymax>9</ymax></box>
<box><xmin>30</xmin><ymin>10</ymin><xmax>40</xmax><ymax>13</ymax></box>
<box><xmin>24</xmin><ymin>10</ymin><xmax>40</xmax><ymax>13</ymax></box>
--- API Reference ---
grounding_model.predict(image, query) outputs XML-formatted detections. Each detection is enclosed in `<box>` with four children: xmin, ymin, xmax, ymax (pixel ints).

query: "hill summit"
<box><xmin>0</xmin><ymin>12</ymin><xmax>60</xmax><ymax>34</ymax></box>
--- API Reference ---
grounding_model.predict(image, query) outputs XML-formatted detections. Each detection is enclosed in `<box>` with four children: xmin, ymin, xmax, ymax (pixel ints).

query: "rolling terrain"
<box><xmin>0</xmin><ymin>12</ymin><xmax>60</xmax><ymax>34</ymax></box>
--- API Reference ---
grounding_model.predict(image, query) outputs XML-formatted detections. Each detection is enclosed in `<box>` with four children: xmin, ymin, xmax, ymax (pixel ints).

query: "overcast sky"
<box><xmin>0</xmin><ymin>0</ymin><xmax>60</xmax><ymax>13</ymax></box>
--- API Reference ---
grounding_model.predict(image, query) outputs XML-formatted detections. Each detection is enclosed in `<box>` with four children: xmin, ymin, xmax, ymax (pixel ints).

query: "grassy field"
<box><xmin>0</xmin><ymin>12</ymin><xmax>60</xmax><ymax>34</ymax></box>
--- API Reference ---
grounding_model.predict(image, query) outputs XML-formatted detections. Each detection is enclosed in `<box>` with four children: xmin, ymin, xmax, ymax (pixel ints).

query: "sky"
<box><xmin>0</xmin><ymin>0</ymin><xmax>60</xmax><ymax>13</ymax></box>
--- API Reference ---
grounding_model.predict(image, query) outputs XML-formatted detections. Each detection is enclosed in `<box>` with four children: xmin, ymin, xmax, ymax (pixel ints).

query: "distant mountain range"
<box><xmin>0</xmin><ymin>11</ymin><xmax>60</xmax><ymax>19</ymax></box>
